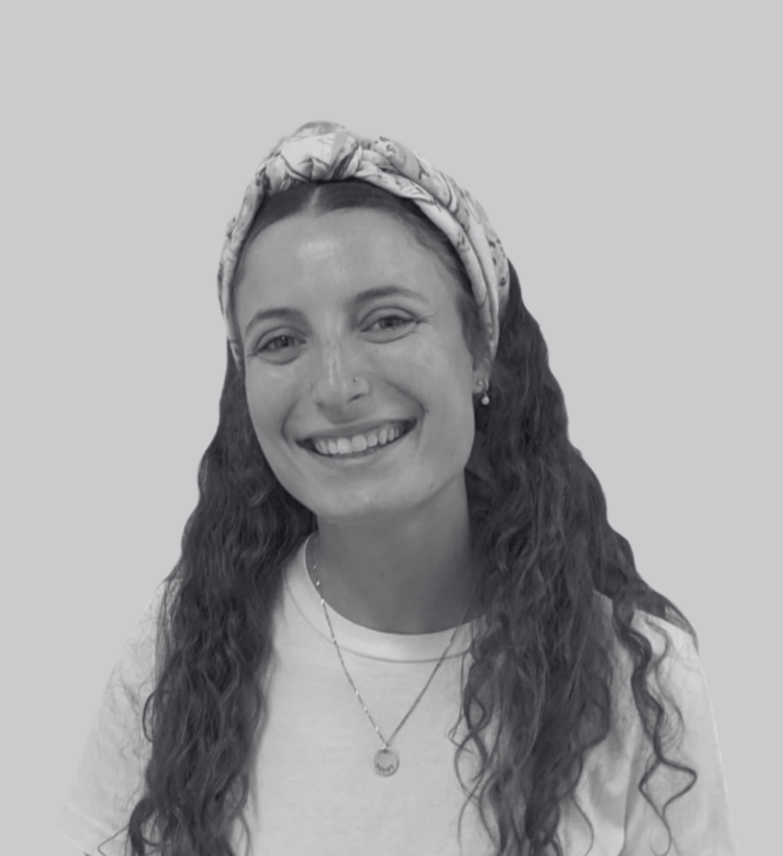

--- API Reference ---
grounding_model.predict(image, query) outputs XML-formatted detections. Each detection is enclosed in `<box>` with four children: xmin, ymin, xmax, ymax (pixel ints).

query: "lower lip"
<box><xmin>305</xmin><ymin>425</ymin><xmax>415</xmax><ymax>463</ymax></box>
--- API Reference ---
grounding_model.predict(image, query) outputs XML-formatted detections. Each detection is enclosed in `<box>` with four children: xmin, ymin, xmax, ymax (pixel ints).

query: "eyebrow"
<box><xmin>243</xmin><ymin>284</ymin><xmax>429</xmax><ymax>338</ymax></box>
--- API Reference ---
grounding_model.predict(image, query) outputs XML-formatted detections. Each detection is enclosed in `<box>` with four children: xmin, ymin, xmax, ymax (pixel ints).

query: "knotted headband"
<box><xmin>218</xmin><ymin>121</ymin><xmax>510</xmax><ymax>364</ymax></box>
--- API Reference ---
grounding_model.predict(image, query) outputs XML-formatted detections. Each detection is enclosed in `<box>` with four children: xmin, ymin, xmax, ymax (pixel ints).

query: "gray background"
<box><xmin>2</xmin><ymin>3</ymin><xmax>778</xmax><ymax>853</ymax></box>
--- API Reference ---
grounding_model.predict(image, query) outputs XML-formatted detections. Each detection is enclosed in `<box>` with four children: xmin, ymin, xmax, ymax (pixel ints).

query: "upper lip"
<box><xmin>299</xmin><ymin>419</ymin><xmax>415</xmax><ymax>444</ymax></box>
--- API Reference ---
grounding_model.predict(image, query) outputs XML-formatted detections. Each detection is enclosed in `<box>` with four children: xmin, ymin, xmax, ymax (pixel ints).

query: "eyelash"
<box><xmin>258</xmin><ymin>334</ymin><xmax>302</xmax><ymax>353</ymax></box>
<box><xmin>253</xmin><ymin>314</ymin><xmax>416</xmax><ymax>357</ymax></box>
<box><xmin>366</xmin><ymin>314</ymin><xmax>416</xmax><ymax>332</ymax></box>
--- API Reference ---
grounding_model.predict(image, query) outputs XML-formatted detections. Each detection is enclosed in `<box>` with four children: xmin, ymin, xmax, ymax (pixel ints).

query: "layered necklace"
<box><xmin>307</xmin><ymin>534</ymin><xmax>475</xmax><ymax>776</ymax></box>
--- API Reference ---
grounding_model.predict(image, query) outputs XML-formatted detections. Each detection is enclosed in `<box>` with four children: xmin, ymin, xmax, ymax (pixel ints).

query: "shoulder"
<box><xmin>59</xmin><ymin>580</ymin><xmax>174</xmax><ymax>855</ymax></box>
<box><xmin>591</xmin><ymin>589</ymin><xmax>707</xmax><ymax>754</ymax></box>
<box><xmin>591</xmin><ymin>589</ymin><xmax>731</xmax><ymax>819</ymax></box>
<box><xmin>100</xmin><ymin>578</ymin><xmax>173</xmax><ymax>723</ymax></box>
<box><xmin>586</xmin><ymin>591</ymin><xmax>737</xmax><ymax>852</ymax></box>
<box><xmin>592</xmin><ymin>588</ymin><xmax>698</xmax><ymax>673</ymax></box>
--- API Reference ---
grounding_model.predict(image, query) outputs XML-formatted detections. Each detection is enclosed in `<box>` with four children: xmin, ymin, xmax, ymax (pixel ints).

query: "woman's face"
<box><xmin>234</xmin><ymin>208</ymin><xmax>484</xmax><ymax>526</ymax></box>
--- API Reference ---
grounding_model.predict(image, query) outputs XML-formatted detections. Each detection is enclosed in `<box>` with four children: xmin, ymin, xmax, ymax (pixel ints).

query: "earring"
<box><xmin>478</xmin><ymin>379</ymin><xmax>490</xmax><ymax>406</ymax></box>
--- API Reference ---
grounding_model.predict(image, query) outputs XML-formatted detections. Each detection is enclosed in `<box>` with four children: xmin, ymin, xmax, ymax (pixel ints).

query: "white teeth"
<box><xmin>309</xmin><ymin>422</ymin><xmax>410</xmax><ymax>457</ymax></box>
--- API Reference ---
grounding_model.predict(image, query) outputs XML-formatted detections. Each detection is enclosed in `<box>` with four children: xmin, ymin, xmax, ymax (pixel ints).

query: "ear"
<box><xmin>471</xmin><ymin>354</ymin><xmax>492</xmax><ymax>391</ymax></box>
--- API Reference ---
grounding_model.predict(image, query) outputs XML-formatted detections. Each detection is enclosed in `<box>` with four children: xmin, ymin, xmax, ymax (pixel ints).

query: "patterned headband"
<box><xmin>218</xmin><ymin>121</ymin><xmax>511</xmax><ymax>364</ymax></box>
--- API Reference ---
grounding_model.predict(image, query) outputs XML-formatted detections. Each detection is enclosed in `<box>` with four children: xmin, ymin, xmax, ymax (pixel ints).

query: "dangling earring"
<box><xmin>479</xmin><ymin>379</ymin><xmax>490</xmax><ymax>406</ymax></box>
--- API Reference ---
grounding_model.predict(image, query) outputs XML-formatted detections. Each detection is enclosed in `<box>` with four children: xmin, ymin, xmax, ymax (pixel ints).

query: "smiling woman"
<box><xmin>58</xmin><ymin>123</ymin><xmax>737</xmax><ymax>856</ymax></box>
<box><xmin>237</xmin><ymin>204</ymin><xmax>480</xmax><ymax>551</ymax></box>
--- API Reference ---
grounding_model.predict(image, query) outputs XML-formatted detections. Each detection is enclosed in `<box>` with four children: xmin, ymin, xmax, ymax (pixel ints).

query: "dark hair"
<box><xmin>127</xmin><ymin>180</ymin><xmax>696</xmax><ymax>855</ymax></box>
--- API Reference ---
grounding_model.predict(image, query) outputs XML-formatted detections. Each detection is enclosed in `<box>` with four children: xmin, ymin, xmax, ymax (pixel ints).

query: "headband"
<box><xmin>217</xmin><ymin>121</ymin><xmax>510</xmax><ymax>364</ymax></box>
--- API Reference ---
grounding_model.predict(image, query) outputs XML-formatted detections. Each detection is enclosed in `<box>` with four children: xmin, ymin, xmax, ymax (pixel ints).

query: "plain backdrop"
<box><xmin>2</xmin><ymin>3</ymin><xmax>779</xmax><ymax>854</ymax></box>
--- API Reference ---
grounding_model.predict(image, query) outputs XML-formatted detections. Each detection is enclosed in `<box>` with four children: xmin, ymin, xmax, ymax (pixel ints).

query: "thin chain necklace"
<box><xmin>307</xmin><ymin>533</ymin><xmax>475</xmax><ymax>777</ymax></box>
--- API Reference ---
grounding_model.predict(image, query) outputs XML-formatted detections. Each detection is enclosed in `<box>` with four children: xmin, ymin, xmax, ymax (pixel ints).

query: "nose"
<box><xmin>310</xmin><ymin>338</ymin><xmax>368</xmax><ymax>411</ymax></box>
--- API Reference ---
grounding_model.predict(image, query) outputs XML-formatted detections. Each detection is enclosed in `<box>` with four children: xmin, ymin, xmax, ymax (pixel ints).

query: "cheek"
<box><xmin>439</xmin><ymin>391</ymin><xmax>476</xmax><ymax>455</ymax></box>
<box><xmin>414</xmin><ymin>349</ymin><xmax>476</xmax><ymax>444</ymax></box>
<box><xmin>244</xmin><ymin>378</ymin><xmax>291</xmax><ymax>455</ymax></box>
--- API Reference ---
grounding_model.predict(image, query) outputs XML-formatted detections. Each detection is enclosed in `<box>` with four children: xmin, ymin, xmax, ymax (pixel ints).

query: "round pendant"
<box><xmin>373</xmin><ymin>747</ymin><xmax>400</xmax><ymax>776</ymax></box>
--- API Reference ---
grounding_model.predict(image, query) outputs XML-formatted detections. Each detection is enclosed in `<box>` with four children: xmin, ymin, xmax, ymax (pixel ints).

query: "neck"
<box><xmin>311</xmin><ymin>489</ymin><xmax>480</xmax><ymax>635</ymax></box>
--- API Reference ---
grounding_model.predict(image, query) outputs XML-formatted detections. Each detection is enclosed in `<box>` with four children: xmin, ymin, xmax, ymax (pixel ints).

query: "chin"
<box><xmin>299</xmin><ymin>473</ymin><xmax>468</xmax><ymax>529</ymax></box>
<box><xmin>299</xmin><ymin>491</ymin><xmax>413</xmax><ymax>526</ymax></box>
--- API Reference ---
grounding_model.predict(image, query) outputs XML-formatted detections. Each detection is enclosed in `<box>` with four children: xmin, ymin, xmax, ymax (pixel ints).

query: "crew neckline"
<box><xmin>284</xmin><ymin>538</ymin><xmax>477</xmax><ymax>663</ymax></box>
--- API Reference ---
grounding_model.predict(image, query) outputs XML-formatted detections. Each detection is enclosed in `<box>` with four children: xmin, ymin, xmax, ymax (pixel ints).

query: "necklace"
<box><xmin>307</xmin><ymin>533</ymin><xmax>475</xmax><ymax>777</ymax></box>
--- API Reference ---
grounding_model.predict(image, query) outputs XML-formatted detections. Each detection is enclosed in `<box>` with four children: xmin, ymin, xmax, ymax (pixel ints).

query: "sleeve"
<box><xmin>621</xmin><ymin>615</ymin><xmax>738</xmax><ymax>856</ymax></box>
<box><xmin>58</xmin><ymin>585</ymin><xmax>165</xmax><ymax>856</ymax></box>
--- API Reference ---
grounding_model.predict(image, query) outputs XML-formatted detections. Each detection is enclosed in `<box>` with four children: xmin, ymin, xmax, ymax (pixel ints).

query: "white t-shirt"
<box><xmin>59</xmin><ymin>541</ymin><xmax>737</xmax><ymax>855</ymax></box>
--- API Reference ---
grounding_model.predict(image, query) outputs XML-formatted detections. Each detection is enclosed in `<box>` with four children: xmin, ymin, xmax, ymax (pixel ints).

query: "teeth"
<box><xmin>310</xmin><ymin>422</ymin><xmax>410</xmax><ymax>457</ymax></box>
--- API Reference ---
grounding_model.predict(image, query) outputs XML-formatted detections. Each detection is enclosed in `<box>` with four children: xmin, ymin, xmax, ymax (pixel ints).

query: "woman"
<box><xmin>59</xmin><ymin>122</ymin><xmax>736</xmax><ymax>855</ymax></box>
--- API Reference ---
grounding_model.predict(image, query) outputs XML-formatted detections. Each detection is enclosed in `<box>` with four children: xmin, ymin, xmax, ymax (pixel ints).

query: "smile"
<box><xmin>303</xmin><ymin>421</ymin><xmax>415</xmax><ymax>458</ymax></box>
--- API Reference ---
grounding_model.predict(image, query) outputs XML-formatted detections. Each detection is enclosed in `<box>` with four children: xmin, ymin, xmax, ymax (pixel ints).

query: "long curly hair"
<box><xmin>126</xmin><ymin>180</ymin><xmax>697</xmax><ymax>855</ymax></box>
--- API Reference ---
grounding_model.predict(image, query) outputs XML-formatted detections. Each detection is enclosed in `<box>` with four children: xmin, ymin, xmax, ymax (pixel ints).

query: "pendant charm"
<box><xmin>373</xmin><ymin>747</ymin><xmax>400</xmax><ymax>776</ymax></box>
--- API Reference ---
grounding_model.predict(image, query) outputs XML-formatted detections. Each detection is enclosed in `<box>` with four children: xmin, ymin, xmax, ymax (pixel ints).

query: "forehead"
<box><xmin>234</xmin><ymin>209</ymin><xmax>460</xmax><ymax>312</ymax></box>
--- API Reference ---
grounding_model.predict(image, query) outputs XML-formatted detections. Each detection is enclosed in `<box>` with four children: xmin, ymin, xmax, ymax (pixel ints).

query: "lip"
<box><xmin>299</xmin><ymin>419</ymin><xmax>417</xmax><ymax>461</ymax></box>
<box><xmin>300</xmin><ymin>419</ymin><xmax>415</xmax><ymax>445</ymax></box>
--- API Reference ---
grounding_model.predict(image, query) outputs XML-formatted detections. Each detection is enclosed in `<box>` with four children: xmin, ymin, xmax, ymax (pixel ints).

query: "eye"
<box><xmin>262</xmin><ymin>334</ymin><xmax>301</xmax><ymax>352</ymax></box>
<box><xmin>251</xmin><ymin>332</ymin><xmax>305</xmax><ymax>362</ymax></box>
<box><xmin>366</xmin><ymin>314</ymin><xmax>416</xmax><ymax>334</ymax></box>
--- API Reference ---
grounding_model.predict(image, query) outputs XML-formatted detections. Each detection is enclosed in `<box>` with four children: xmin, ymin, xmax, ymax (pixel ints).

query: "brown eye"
<box><xmin>252</xmin><ymin>332</ymin><xmax>306</xmax><ymax>362</ymax></box>
<box><xmin>263</xmin><ymin>334</ymin><xmax>299</xmax><ymax>351</ymax></box>
<box><xmin>368</xmin><ymin>315</ymin><xmax>415</xmax><ymax>333</ymax></box>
